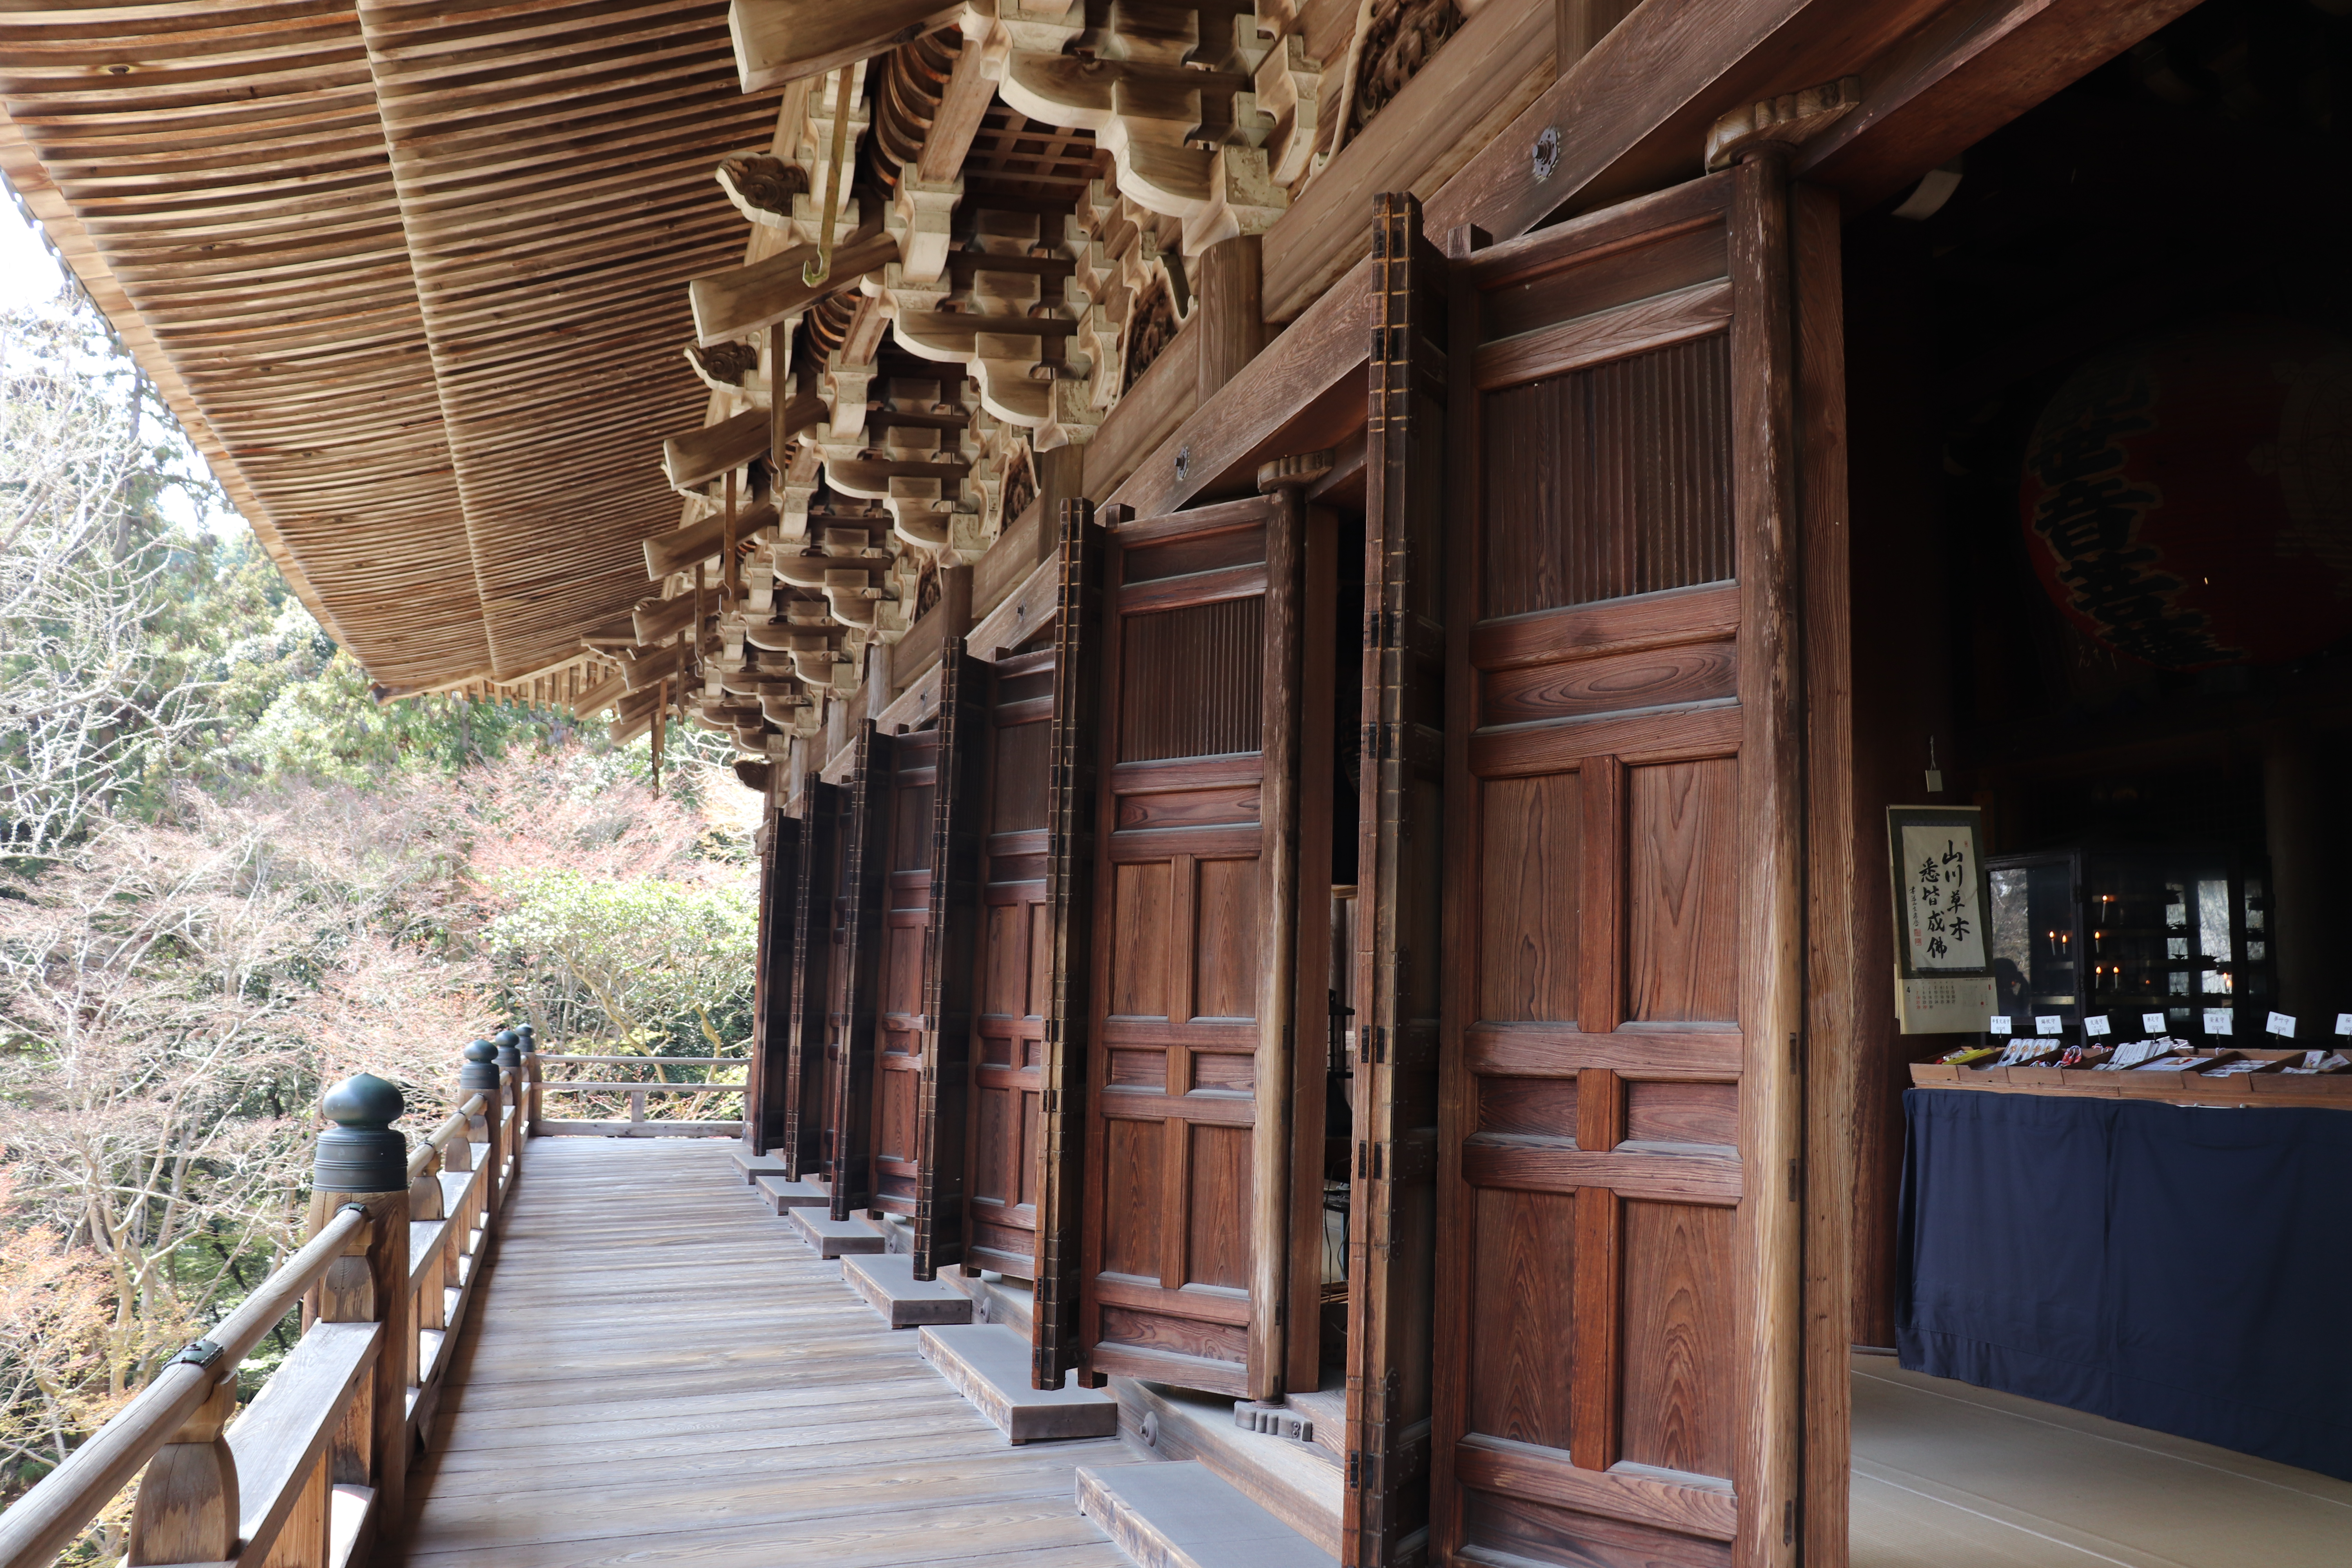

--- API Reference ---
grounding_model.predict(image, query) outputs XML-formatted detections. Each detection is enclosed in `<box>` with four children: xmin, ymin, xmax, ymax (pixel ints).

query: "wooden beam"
<box><xmin>916</xmin><ymin>35</ymin><xmax>997</xmax><ymax>184</ymax></box>
<box><xmin>1793</xmin><ymin>0</ymin><xmax>2200</xmax><ymax>208</ymax></box>
<box><xmin>689</xmin><ymin>229</ymin><xmax>897</xmax><ymax>345</ymax></box>
<box><xmin>632</xmin><ymin>594</ymin><xmax>699</xmax><ymax>646</ymax></box>
<box><xmin>730</xmin><ymin>0</ymin><xmax>963</xmax><ymax>93</ymax></box>
<box><xmin>643</xmin><ymin>499</ymin><xmax>780</xmax><ymax>580</ymax></box>
<box><xmin>571</xmin><ymin>670</ymin><xmax>629</xmax><ymax>720</ymax></box>
<box><xmin>1424</xmin><ymin>0</ymin><xmax>1955</xmax><ymax>238</ymax></box>
<box><xmin>663</xmin><ymin>407</ymin><xmax>769</xmax><ymax>494</ymax></box>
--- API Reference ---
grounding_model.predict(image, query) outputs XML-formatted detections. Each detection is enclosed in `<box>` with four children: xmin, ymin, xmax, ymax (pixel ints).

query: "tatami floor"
<box><xmin>1853</xmin><ymin>1353</ymin><xmax>2352</xmax><ymax>1568</ymax></box>
<box><xmin>397</xmin><ymin>1137</ymin><xmax>1136</xmax><ymax>1568</ymax></box>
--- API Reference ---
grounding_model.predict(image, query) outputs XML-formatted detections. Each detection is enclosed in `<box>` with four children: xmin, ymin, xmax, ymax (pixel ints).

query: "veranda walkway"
<box><xmin>397</xmin><ymin>1138</ymin><xmax>1138</xmax><ymax>1568</ymax></box>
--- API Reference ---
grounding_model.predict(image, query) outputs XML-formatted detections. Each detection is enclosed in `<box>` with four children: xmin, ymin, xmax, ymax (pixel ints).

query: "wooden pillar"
<box><xmin>1556</xmin><ymin>0</ymin><xmax>1637</xmax><ymax>73</ymax></box>
<box><xmin>1193</xmin><ymin>233</ymin><xmax>1264</xmax><ymax>407</ymax></box>
<box><xmin>1034</xmin><ymin>444</ymin><xmax>1087</xmax><ymax>570</ymax></box>
<box><xmin>1795</xmin><ymin>179</ymin><xmax>1856</xmax><ymax>1568</ymax></box>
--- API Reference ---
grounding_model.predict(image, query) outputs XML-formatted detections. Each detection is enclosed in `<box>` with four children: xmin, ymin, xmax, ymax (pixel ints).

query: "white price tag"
<box><xmin>2083</xmin><ymin>1014</ymin><xmax>2112</xmax><ymax>1037</ymax></box>
<box><xmin>1988</xmin><ymin>1015</ymin><xmax>2013</xmax><ymax>1035</ymax></box>
<box><xmin>2267</xmin><ymin>1011</ymin><xmax>2296</xmax><ymax>1038</ymax></box>
<box><xmin>2142</xmin><ymin>1012</ymin><xmax>2167</xmax><ymax>1034</ymax></box>
<box><xmin>2203</xmin><ymin>1008</ymin><xmax>2234</xmax><ymax>1036</ymax></box>
<box><xmin>2035</xmin><ymin>1015</ymin><xmax>2063</xmax><ymax>1036</ymax></box>
<box><xmin>2337</xmin><ymin>1014</ymin><xmax>2352</xmax><ymax>1037</ymax></box>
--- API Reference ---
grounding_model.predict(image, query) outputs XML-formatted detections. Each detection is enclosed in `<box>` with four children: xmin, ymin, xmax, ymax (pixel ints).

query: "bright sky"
<box><xmin>2</xmin><ymin>186</ymin><xmax>245</xmax><ymax>539</ymax></box>
<box><xmin>0</xmin><ymin>187</ymin><xmax>67</xmax><ymax>310</ymax></box>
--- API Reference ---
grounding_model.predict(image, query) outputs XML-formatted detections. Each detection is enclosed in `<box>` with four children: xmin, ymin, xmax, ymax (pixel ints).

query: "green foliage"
<box><xmin>482</xmin><ymin>867</ymin><xmax>755</xmax><ymax>1055</ymax></box>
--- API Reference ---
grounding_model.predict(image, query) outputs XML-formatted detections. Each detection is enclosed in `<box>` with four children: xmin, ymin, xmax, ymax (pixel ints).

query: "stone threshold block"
<box><xmin>917</xmin><ymin>1322</ymin><xmax>1118</xmax><ymax>1444</ymax></box>
<box><xmin>754</xmin><ymin>1173</ymin><xmax>831</xmax><ymax>1214</ymax></box>
<box><xmin>1077</xmin><ymin>1460</ymin><xmax>1339</xmax><ymax>1568</ymax></box>
<box><xmin>842</xmin><ymin>1252</ymin><xmax>975</xmax><ymax>1328</ymax></box>
<box><xmin>786</xmin><ymin>1207</ymin><xmax>887</xmax><ymax>1257</ymax></box>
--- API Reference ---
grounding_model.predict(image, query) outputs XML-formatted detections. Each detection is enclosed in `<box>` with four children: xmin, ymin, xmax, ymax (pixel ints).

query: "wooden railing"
<box><xmin>530</xmin><ymin>1052</ymin><xmax>745</xmax><ymax>1137</ymax></box>
<box><xmin>0</xmin><ymin>1027</ymin><xmax>540</xmax><ymax>1568</ymax></box>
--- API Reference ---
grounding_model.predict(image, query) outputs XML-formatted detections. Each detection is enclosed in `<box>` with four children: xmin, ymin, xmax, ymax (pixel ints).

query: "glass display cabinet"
<box><xmin>1984</xmin><ymin>847</ymin><xmax>2272</xmax><ymax>1039</ymax></box>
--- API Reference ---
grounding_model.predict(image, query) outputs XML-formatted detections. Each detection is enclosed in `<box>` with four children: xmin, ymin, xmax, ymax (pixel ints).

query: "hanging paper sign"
<box><xmin>2035</xmin><ymin>1015</ymin><xmax>2063</xmax><ymax>1035</ymax></box>
<box><xmin>1989</xmin><ymin>1015</ymin><xmax>2013</xmax><ymax>1034</ymax></box>
<box><xmin>2267</xmin><ymin>1011</ymin><xmax>2297</xmax><ymax>1038</ymax></box>
<box><xmin>2083</xmin><ymin>1015</ymin><xmax>2112</xmax><ymax>1036</ymax></box>
<box><xmin>1897</xmin><ymin>824</ymin><xmax>1987</xmax><ymax>971</ymax></box>
<box><xmin>2203</xmin><ymin>1008</ymin><xmax>2234</xmax><ymax>1035</ymax></box>
<box><xmin>2141</xmin><ymin>1012</ymin><xmax>2167</xmax><ymax>1034</ymax></box>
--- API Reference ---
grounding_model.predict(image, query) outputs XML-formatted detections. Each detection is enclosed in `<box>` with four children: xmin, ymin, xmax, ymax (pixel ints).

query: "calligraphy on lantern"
<box><xmin>1901</xmin><ymin>826</ymin><xmax>1987</xmax><ymax>971</ymax></box>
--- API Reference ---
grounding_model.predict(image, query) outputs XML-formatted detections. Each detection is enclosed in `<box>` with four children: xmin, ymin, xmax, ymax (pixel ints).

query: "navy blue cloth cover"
<box><xmin>1898</xmin><ymin>1087</ymin><xmax>2352</xmax><ymax>1481</ymax></box>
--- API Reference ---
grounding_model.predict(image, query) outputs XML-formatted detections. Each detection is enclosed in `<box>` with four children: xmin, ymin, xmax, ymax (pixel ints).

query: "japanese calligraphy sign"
<box><xmin>1887</xmin><ymin>807</ymin><xmax>1991</xmax><ymax>978</ymax></box>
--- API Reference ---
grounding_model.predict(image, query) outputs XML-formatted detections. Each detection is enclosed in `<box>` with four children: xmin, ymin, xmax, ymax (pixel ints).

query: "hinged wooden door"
<box><xmin>915</xmin><ymin>642</ymin><xmax>989</xmax><ymax>1276</ymax></box>
<box><xmin>1077</xmin><ymin>490</ymin><xmax>1330</xmax><ymax>1401</ymax></box>
<box><xmin>1432</xmin><ymin>156</ymin><xmax>1810</xmax><ymax>1568</ymax></box>
<box><xmin>1345</xmin><ymin>191</ymin><xmax>1449</xmax><ymax>1566</ymax></box>
<box><xmin>783</xmin><ymin>779</ymin><xmax>843</xmax><ymax>1182</ymax></box>
<box><xmin>1036</xmin><ymin>502</ymin><xmax>1107</xmax><ymax>1388</ymax></box>
<box><xmin>868</xmin><ymin>728</ymin><xmax>939</xmax><ymax>1221</ymax></box>
<box><xmin>827</xmin><ymin>723</ymin><xmax>893</xmax><ymax>1218</ymax></box>
<box><xmin>948</xmin><ymin>635</ymin><xmax>1058</xmax><ymax>1285</ymax></box>
<box><xmin>749</xmin><ymin>809</ymin><xmax>804</xmax><ymax>1155</ymax></box>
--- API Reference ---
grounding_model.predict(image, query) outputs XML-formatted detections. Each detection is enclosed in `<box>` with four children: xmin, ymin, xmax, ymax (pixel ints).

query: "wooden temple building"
<box><xmin>8</xmin><ymin>2</ymin><xmax>2352</xmax><ymax>1566</ymax></box>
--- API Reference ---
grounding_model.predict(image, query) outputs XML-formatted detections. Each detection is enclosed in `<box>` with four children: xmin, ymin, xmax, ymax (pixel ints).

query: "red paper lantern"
<box><xmin>2018</xmin><ymin>316</ymin><xmax>2352</xmax><ymax>669</ymax></box>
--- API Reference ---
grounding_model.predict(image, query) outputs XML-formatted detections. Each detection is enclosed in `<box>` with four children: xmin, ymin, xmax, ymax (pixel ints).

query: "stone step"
<box><xmin>943</xmin><ymin>1267</ymin><xmax>1035</xmax><ymax>1339</ymax></box>
<box><xmin>753</xmin><ymin>1174</ymin><xmax>831</xmax><ymax>1214</ymax></box>
<box><xmin>842</xmin><ymin>1252</ymin><xmax>974</xmax><ymax>1328</ymax></box>
<box><xmin>1114</xmin><ymin>1379</ymin><xmax>1341</xmax><ymax>1554</ymax></box>
<box><xmin>785</xmin><ymin>1207</ymin><xmax>887</xmax><ymax>1257</ymax></box>
<box><xmin>727</xmin><ymin>1140</ymin><xmax>795</xmax><ymax>1185</ymax></box>
<box><xmin>917</xmin><ymin>1322</ymin><xmax>1118</xmax><ymax>1444</ymax></box>
<box><xmin>1077</xmin><ymin>1461</ymin><xmax>1338</xmax><ymax>1568</ymax></box>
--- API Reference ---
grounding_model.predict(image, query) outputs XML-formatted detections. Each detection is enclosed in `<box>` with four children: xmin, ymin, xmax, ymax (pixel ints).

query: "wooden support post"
<box><xmin>1034</xmin><ymin>445</ymin><xmax>1087</xmax><ymax>570</ymax></box>
<box><xmin>303</xmin><ymin>1074</ymin><xmax>414</xmax><ymax>1544</ymax></box>
<box><xmin>124</xmin><ymin>1365</ymin><xmax>239</xmax><ymax>1565</ymax></box>
<box><xmin>1193</xmin><ymin>234</ymin><xmax>1264</xmax><ymax>409</ymax></box>
<box><xmin>459</xmin><ymin>1040</ymin><xmax>504</xmax><ymax>1233</ymax></box>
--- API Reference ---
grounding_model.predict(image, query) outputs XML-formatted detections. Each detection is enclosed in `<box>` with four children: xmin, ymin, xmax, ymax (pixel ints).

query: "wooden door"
<box><xmin>826</xmin><ymin>724</ymin><xmax>892</xmax><ymax>1218</ymax></box>
<box><xmin>1076</xmin><ymin>490</ymin><xmax>1329</xmax><ymax>1402</ymax></box>
<box><xmin>915</xmin><ymin>642</ymin><xmax>989</xmax><ymax>1276</ymax></box>
<box><xmin>1431</xmin><ymin>156</ymin><xmax>1809</xmax><ymax>1568</ymax></box>
<box><xmin>1344</xmin><ymin>192</ymin><xmax>1449</xmax><ymax>1566</ymax></box>
<box><xmin>949</xmin><ymin>639</ymin><xmax>1057</xmax><ymax>1281</ymax></box>
<box><xmin>749</xmin><ymin>808</ymin><xmax>804</xmax><ymax>1155</ymax></box>
<box><xmin>782</xmin><ymin>779</ymin><xmax>843</xmax><ymax>1182</ymax></box>
<box><xmin>867</xmin><ymin>730</ymin><xmax>938</xmax><ymax>1220</ymax></box>
<box><xmin>1036</xmin><ymin>501</ymin><xmax>1107</xmax><ymax>1388</ymax></box>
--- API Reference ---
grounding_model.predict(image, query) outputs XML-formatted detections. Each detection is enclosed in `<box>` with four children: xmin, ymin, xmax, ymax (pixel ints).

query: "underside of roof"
<box><xmin>0</xmin><ymin>1</ymin><xmax>780</xmax><ymax>690</ymax></box>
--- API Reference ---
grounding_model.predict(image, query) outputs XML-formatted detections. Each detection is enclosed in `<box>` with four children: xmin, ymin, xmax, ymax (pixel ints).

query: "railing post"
<box><xmin>493</xmin><ymin>1030</ymin><xmax>524</xmax><ymax>1189</ymax></box>
<box><xmin>123</xmin><ymin>1350</ymin><xmax>239</xmax><ymax>1565</ymax></box>
<box><xmin>516</xmin><ymin>1022</ymin><xmax>543</xmax><ymax>1138</ymax></box>
<box><xmin>459</xmin><ymin>1039</ymin><xmax>504</xmax><ymax>1232</ymax></box>
<box><xmin>305</xmin><ymin>1073</ymin><xmax>413</xmax><ymax>1547</ymax></box>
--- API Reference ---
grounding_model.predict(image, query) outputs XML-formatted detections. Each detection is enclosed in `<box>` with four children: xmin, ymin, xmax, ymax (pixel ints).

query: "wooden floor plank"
<box><xmin>397</xmin><ymin>1138</ymin><xmax>1134</xmax><ymax>1567</ymax></box>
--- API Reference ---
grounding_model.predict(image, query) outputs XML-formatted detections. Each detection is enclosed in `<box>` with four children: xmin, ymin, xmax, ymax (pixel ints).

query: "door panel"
<box><xmin>915</xmin><ymin>643</ymin><xmax>988</xmax><ymax>1277</ymax></box>
<box><xmin>869</xmin><ymin>731</ymin><xmax>937</xmax><ymax>1218</ymax></box>
<box><xmin>1344</xmin><ymin>191</ymin><xmax>1450</xmax><ymax>1567</ymax></box>
<box><xmin>1078</xmin><ymin>492</ymin><xmax>1324</xmax><ymax>1403</ymax></box>
<box><xmin>1432</xmin><ymin>160</ymin><xmax>1808</xmax><ymax>1568</ymax></box>
<box><xmin>783</xmin><ymin>780</ymin><xmax>842</xmax><ymax>1182</ymax></box>
<box><xmin>748</xmin><ymin>807</ymin><xmax>800</xmax><ymax>1154</ymax></box>
<box><xmin>827</xmin><ymin>724</ymin><xmax>892</xmax><ymax>1218</ymax></box>
<box><xmin>1034</xmin><ymin>501</ymin><xmax>1108</xmax><ymax>1388</ymax></box>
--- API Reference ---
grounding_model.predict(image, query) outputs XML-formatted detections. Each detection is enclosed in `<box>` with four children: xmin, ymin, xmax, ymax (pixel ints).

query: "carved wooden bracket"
<box><xmin>1704</xmin><ymin>76</ymin><xmax>1864</xmax><ymax>171</ymax></box>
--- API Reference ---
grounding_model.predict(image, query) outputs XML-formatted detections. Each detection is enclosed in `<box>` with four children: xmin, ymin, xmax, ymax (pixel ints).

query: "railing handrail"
<box><xmin>535</xmin><ymin>1053</ymin><xmax>742</xmax><ymax>1067</ymax></box>
<box><xmin>406</xmin><ymin>1092</ymin><xmax>489</xmax><ymax>1180</ymax></box>
<box><xmin>0</xmin><ymin>1206</ymin><xmax>367</xmax><ymax>1568</ymax></box>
